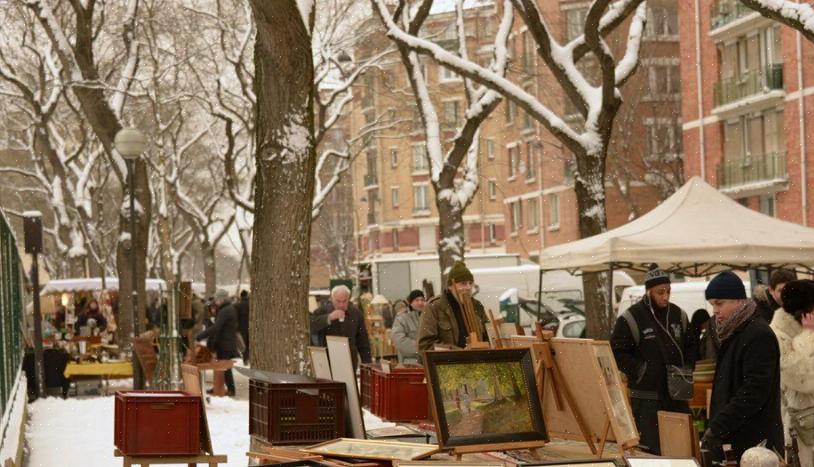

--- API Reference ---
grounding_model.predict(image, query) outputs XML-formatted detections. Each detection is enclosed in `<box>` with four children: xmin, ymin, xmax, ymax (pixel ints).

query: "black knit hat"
<box><xmin>407</xmin><ymin>289</ymin><xmax>425</xmax><ymax>305</ymax></box>
<box><xmin>447</xmin><ymin>261</ymin><xmax>474</xmax><ymax>284</ymax></box>
<box><xmin>705</xmin><ymin>271</ymin><xmax>747</xmax><ymax>300</ymax></box>
<box><xmin>644</xmin><ymin>264</ymin><xmax>670</xmax><ymax>289</ymax></box>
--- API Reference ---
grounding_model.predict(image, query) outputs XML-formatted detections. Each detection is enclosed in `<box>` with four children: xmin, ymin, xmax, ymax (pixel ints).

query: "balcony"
<box><xmin>716</xmin><ymin>151</ymin><xmax>788</xmax><ymax>195</ymax></box>
<box><xmin>710</xmin><ymin>0</ymin><xmax>753</xmax><ymax>30</ymax></box>
<box><xmin>713</xmin><ymin>64</ymin><xmax>784</xmax><ymax>111</ymax></box>
<box><xmin>363</xmin><ymin>173</ymin><xmax>378</xmax><ymax>187</ymax></box>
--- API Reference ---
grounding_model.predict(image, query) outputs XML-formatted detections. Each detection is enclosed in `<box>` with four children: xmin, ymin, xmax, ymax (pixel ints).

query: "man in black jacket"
<box><xmin>195</xmin><ymin>289</ymin><xmax>239</xmax><ymax>396</ymax></box>
<box><xmin>611</xmin><ymin>264</ymin><xmax>698</xmax><ymax>454</ymax></box>
<box><xmin>702</xmin><ymin>271</ymin><xmax>783</xmax><ymax>463</ymax></box>
<box><xmin>236</xmin><ymin>290</ymin><xmax>250</xmax><ymax>364</ymax></box>
<box><xmin>310</xmin><ymin>285</ymin><xmax>372</xmax><ymax>370</ymax></box>
<box><xmin>754</xmin><ymin>269</ymin><xmax>796</xmax><ymax>323</ymax></box>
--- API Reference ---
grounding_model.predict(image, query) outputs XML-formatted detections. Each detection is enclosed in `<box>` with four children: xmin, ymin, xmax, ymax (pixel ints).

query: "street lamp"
<box><xmin>114</xmin><ymin>127</ymin><xmax>147</xmax><ymax>390</ymax></box>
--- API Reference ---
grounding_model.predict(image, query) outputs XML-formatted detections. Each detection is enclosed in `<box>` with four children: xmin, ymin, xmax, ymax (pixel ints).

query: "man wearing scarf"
<box><xmin>611</xmin><ymin>264</ymin><xmax>698</xmax><ymax>454</ymax></box>
<box><xmin>702</xmin><ymin>271</ymin><xmax>783</xmax><ymax>463</ymax></box>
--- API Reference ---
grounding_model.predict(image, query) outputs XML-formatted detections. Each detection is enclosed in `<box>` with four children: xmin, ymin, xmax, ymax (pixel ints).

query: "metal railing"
<box><xmin>363</xmin><ymin>173</ymin><xmax>378</xmax><ymax>187</ymax></box>
<box><xmin>0</xmin><ymin>209</ymin><xmax>25</xmax><ymax>419</ymax></box>
<box><xmin>713</xmin><ymin>64</ymin><xmax>784</xmax><ymax>108</ymax></box>
<box><xmin>716</xmin><ymin>151</ymin><xmax>787</xmax><ymax>189</ymax></box>
<box><xmin>710</xmin><ymin>0</ymin><xmax>754</xmax><ymax>30</ymax></box>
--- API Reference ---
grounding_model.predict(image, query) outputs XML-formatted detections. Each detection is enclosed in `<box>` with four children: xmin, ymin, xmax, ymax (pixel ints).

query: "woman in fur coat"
<box><xmin>775</xmin><ymin>280</ymin><xmax>814</xmax><ymax>466</ymax></box>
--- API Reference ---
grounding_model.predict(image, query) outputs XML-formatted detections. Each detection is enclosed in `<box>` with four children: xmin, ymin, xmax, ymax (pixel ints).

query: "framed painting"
<box><xmin>625</xmin><ymin>457</ymin><xmax>700</xmax><ymax>467</ymax></box>
<box><xmin>302</xmin><ymin>438</ymin><xmax>438</xmax><ymax>461</ymax></box>
<box><xmin>423</xmin><ymin>348</ymin><xmax>547</xmax><ymax>450</ymax></box>
<box><xmin>395</xmin><ymin>462</ymin><xmax>504</xmax><ymax>467</ymax></box>
<box><xmin>524</xmin><ymin>462</ymin><xmax>617</xmax><ymax>467</ymax></box>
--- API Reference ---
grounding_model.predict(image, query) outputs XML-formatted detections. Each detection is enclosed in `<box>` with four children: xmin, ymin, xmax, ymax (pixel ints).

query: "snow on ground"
<box><xmin>25</xmin><ymin>377</ymin><xmax>392</xmax><ymax>467</ymax></box>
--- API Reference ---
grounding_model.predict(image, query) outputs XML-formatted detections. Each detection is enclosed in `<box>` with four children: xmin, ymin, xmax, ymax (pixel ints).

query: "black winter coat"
<box><xmin>708</xmin><ymin>313</ymin><xmax>783</xmax><ymax>461</ymax></box>
<box><xmin>310</xmin><ymin>303</ymin><xmax>372</xmax><ymax>368</ymax></box>
<box><xmin>612</xmin><ymin>298</ymin><xmax>699</xmax><ymax>397</ymax></box>
<box><xmin>195</xmin><ymin>301</ymin><xmax>240</xmax><ymax>359</ymax></box>
<box><xmin>236</xmin><ymin>298</ymin><xmax>250</xmax><ymax>341</ymax></box>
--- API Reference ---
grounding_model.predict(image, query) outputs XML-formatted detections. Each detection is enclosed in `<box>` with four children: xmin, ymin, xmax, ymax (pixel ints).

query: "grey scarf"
<box><xmin>713</xmin><ymin>300</ymin><xmax>757</xmax><ymax>346</ymax></box>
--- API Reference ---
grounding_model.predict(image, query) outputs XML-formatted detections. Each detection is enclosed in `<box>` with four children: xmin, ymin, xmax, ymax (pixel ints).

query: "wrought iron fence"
<box><xmin>716</xmin><ymin>151</ymin><xmax>788</xmax><ymax>189</ymax></box>
<box><xmin>0</xmin><ymin>209</ymin><xmax>25</xmax><ymax>417</ymax></box>
<box><xmin>710</xmin><ymin>0</ymin><xmax>753</xmax><ymax>30</ymax></box>
<box><xmin>713</xmin><ymin>64</ymin><xmax>784</xmax><ymax>108</ymax></box>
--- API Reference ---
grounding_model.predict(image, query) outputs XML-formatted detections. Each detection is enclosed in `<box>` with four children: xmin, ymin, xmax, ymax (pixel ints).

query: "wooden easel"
<box><xmin>451</xmin><ymin>288</ymin><xmax>490</xmax><ymax>350</ymax></box>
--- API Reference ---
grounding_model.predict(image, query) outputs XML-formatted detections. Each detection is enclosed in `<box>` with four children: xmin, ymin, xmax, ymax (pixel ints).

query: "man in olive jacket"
<box><xmin>611</xmin><ymin>265</ymin><xmax>698</xmax><ymax>454</ymax></box>
<box><xmin>702</xmin><ymin>271</ymin><xmax>783</xmax><ymax>463</ymax></box>
<box><xmin>418</xmin><ymin>262</ymin><xmax>488</xmax><ymax>351</ymax></box>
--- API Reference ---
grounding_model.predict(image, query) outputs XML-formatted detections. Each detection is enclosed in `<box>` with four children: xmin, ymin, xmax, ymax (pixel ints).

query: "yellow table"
<box><xmin>64</xmin><ymin>361</ymin><xmax>133</xmax><ymax>395</ymax></box>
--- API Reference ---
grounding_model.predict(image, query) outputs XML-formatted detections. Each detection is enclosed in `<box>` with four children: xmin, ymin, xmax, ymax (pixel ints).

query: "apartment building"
<box><xmin>678</xmin><ymin>0</ymin><xmax>814</xmax><ymax>222</ymax></box>
<box><xmin>350</xmin><ymin>0</ymin><xmax>683</xmax><ymax>265</ymax></box>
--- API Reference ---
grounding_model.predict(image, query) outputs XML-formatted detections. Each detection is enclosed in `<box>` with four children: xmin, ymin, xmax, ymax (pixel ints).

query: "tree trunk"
<box><xmin>436</xmin><ymin>196</ymin><xmax>465</xmax><ymax>286</ymax></box>
<box><xmin>248</xmin><ymin>0</ymin><xmax>316</xmax><ymax>374</ymax></box>
<box><xmin>202</xmin><ymin>244</ymin><xmax>216</xmax><ymax>297</ymax></box>
<box><xmin>573</xmin><ymin>148</ymin><xmax>612</xmax><ymax>339</ymax></box>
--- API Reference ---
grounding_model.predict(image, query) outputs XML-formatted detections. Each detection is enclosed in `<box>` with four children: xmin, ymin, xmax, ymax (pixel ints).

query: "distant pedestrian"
<box><xmin>755</xmin><ymin>269</ymin><xmax>797</xmax><ymax>323</ymax></box>
<box><xmin>391</xmin><ymin>297</ymin><xmax>418</xmax><ymax>364</ymax></box>
<box><xmin>195</xmin><ymin>289</ymin><xmax>239</xmax><ymax>396</ymax></box>
<box><xmin>236</xmin><ymin>290</ymin><xmax>250</xmax><ymax>364</ymax></box>
<box><xmin>702</xmin><ymin>271</ymin><xmax>783</xmax><ymax>463</ymax></box>
<box><xmin>690</xmin><ymin>309</ymin><xmax>716</xmax><ymax>360</ymax></box>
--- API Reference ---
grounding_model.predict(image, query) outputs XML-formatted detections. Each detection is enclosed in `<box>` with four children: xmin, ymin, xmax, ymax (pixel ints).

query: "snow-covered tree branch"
<box><xmin>740</xmin><ymin>0</ymin><xmax>814</xmax><ymax>43</ymax></box>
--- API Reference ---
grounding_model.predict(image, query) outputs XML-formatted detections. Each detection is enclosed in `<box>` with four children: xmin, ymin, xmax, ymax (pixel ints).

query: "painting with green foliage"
<box><xmin>424</xmin><ymin>348</ymin><xmax>547</xmax><ymax>449</ymax></box>
<box><xmin>436</xmin><ymin>362</ymin><xmax>533</xmax><ymax>436</ymax></box>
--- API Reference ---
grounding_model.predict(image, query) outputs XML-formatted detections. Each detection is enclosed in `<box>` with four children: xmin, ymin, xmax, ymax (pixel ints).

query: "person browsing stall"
<box><xmin>417</xmin><ymin>261</ymin><xmax>488</xmax><ymax>351</ymax></box>
<box><xmin>310</xmin><ymin>285</ymin><xmax>372</xmax><ymax>369</ymax></box>
<box><xmin>391</xmin><ymin>290</ymin><xmax>426</xmax><ymax>364</ymax></box>
<box><xmin>611</xmin><ymin>264</ymin><xmax>698</xmax><ymax>455</ymax></box>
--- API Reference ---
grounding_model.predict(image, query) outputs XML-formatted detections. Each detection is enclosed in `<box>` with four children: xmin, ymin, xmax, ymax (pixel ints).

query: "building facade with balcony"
<box><xmin>678</xmin><ymin>0</ymin><xmax>814</xmax><ymax>221</ymax></box>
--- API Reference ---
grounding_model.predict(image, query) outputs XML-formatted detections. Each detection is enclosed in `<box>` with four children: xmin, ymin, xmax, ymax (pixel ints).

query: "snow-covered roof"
<box><xmin>540</xmin><ymin>176</ymin><xmax>814</xmax><ymax>275</ymax></box>
<box><xmin>40</xmin><ymin>277</ymin><xmax>168</xmax><ymax>295</ymax></box>
<box><xmin>429</xmin><ymin>0</ymin><xmax>494</xmax><ymax>15</ymax></box>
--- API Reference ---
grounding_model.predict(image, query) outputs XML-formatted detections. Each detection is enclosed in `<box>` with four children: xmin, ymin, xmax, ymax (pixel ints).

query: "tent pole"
<box><xmin>607</xmin><ymin>264</ymin><xmax>615</xmax><ymax>330</ymax></box>
<box><xmin>537</xmin><ymin>269</ymin><xmax>544</xmax><ymax>321</ymax></box>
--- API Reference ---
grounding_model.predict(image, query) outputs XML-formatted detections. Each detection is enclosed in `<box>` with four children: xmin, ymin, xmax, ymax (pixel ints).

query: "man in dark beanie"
<box><xmin>391</xmin><ymin>290</ymin><xmax>426</xmax><ymax>364</ymax></box>
<box><xmin>417</xmin><ymin>261</ymin><xmax>488</xmax><ymax>351</ymax></box>
<box><xmin>702</xmin><ymin>271</ymin><xmax>783</xmax><ymax>463</ymax></box>
<box><xmin>611</xmin><ymin>264</ymin><xmax>698</xmax><ymax>454</ymax></box>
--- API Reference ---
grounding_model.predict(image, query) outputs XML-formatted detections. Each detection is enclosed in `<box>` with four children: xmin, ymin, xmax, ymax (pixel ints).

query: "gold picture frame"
<box><xmin>395</xmin><ymin>462</ymin><xmax>504</xmax><ymax>467</ymax></box>
<box><xmin>302</xmin><ymin>438</ymin><xmax>439</xmax><ymax>461</ymax></box>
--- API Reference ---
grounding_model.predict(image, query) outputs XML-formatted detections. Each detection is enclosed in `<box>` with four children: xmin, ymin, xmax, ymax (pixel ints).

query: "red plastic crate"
<box><xmin>371</xmin><ymin>365</ymin><xmax>429</xmax><ymax>422</ymax></box>
<box><xmin>249</xmin><ymin>376</ymin><xmax>346</xmax><ymax>444</ymax></box>
<box><xmin>114</xmin><ymin>390</ymin><xmax>201</xmax><ymax>456</ymax></box>
<box><xmin>360</xmin><ymin>364</ymin><xmax>374</xmax><ymax>410</ymax></box>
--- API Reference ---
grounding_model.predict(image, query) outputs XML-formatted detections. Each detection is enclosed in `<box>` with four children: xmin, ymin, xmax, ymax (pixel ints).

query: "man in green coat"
<box><xmin>417</xmin><ymin>261</ymin><xmax>488</xmax><ymax>351</ymax></box>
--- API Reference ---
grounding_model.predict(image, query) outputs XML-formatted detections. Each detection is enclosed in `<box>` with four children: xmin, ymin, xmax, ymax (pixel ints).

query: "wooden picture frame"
<box><xmin>657</xmin><ymin>411</ymin><xmax>700</xmax><ymax>460</ymax></box>
<box><xmin>624</xmin><ymin>457</ymin><xmax>700</xmax><ymax>467</ymax></box>
<box><xmin>423</xmin><ymin>348</ymin><xmax>548</xmax><ymax>451</ymax></box>
<box><xmin>590</xmin><ymin>341</ymin><xmax>638</xmax><ymax>445</ymax></box>
<box><xmin>326</xmin><ymin>336</ymin><xmax>367</xmax><ymax>439</ymax></box>
<box><xmin>309</xmin><ymin>345</ymin><xmax>332</xmax><ymax>379</ymax></box>
<box><xmin>302</xmin><ymin>438</ymin><xmax>438</xmax><ymax>461</ymax></box>
<box><xmin>523</xmin><ymin>462</ymin><xmax>617</xmax><ymax>467</ymax></box>
<box><xmin>395</xmin><ymin>462</ymin><xmax>504</xmax><ymax>467</ymax></box>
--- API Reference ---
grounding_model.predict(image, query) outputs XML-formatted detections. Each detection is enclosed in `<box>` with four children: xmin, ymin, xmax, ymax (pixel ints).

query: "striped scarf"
<box><xmin>713</xmin><ymin>299</ymin><xmax>757</xmax><ymax>346</ymax></box>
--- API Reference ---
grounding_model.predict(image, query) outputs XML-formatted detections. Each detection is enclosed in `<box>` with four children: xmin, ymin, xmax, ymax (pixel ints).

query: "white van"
<box><xmin>617</xmin><ymin>280</ymin><xmax>752</xmax><ymax>321</ymax></box>
<box><xmin>470</xmin><ymin>265</ymin><xmax>636</xmax><ymax>319</ymax></box>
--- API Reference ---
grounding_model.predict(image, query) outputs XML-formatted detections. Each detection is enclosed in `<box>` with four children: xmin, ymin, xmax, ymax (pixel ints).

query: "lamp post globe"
<box><xmin>114</xmin><ymin>127</ymin><xmax>147</xmax><ymax>160</ymax></box>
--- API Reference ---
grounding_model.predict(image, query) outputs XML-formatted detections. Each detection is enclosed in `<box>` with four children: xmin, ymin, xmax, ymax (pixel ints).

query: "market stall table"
<box><xmin>64</xmin><ymin>361</ymin><xmax>133</xmax><ymax>395</ymax></box>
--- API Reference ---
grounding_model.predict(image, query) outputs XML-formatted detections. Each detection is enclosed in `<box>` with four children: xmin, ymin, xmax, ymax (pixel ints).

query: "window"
<box><xmin>505</xmin><ymin>99</ymin><xmax>516</xmax><ymax>124</ymax></box>
<box><xmin>419</xmin><ymin>225</ymin><xmax>435</xmax><ymax>250</ymax></box>
<box><xmin>527</xmin><ymin>198</ymin><xmax>540</xmax><ymax>230</ymax></box>
<box><xmin>444</xmin><ymin>100</ymin><xmax>460</xmax><ymax>126</ymax></box>
<box><xmin>413</xmin><ymin>184</ymin><xmax>429</xmax><ymax>211</ymax></box>
<box><xmin>645</xmin><ymin>4</ymin><xmax>678</xmax><ymax>38</ymax></box>
<box><xmin>488</xmin><ymin>179</ymin><xmax>497</xmax><ymax>200</ymax></box>
<box><xmin>488</xmin><ymin>223</ymin><xmax>497</xmax><ymax>243</ymax></box>
<box><xmin>367</xmin><ymin>190</ymin><xmax>379</xmax><ymax>225</ymax></box>
<box><xmin>522</xmin><ymin>32</ymin><xmax>534</xmax><ymax>73</ymax></box>
<box><xmin>565</xmin><ymin>8</ymin><xmax>587</xmax><ymax>41</ymax></box>
<box><xmin>391</xmin><ymin>187</ymin><xmax>400</xmax><ymax>208</ymax></box>
<box><xmin>723</xmin><ymin>108</ymin><xmax>786</xmax><ymax>161</ymax></box>
<box><xmin>392</xmin><ymin>229</ymin><xmax>400</xmax><ymax>249</ymax></box>
<box><xmin>440</xmin><ymin>65</ymin><xmax>458</xmax><ymax>82</ymax></box>
<box><xmin>412</xmin><ymin>144</ymin><xmax>429</xmax><ymax>172</ymax></box>
<box><xmin>760</xmin><ymin>195</ymin><xmax>776</xmax><ymax>217</ymax></box>
<box><xmin>486</xmin><ymin>139</ymin><xmax>496</xmax><ymax>160</ymax></box>
<box><xmin>507</xmin><ymin>145</ymin><xmax>520</xmax><ymax>178</ymax></box>
<box><xmin>412</xmin><ymin>108</ymin><xmax>422</xmax><ymax>131</ymax></box>
<box><xmin>647</xmin><ymin>64</ymin><xmax>681</xmax><ymax>97</ymax></box>
<box><xmin>365</xmin><ymin>150</ymin><xmax>378</xmax><ymax>186</ymax></box>
<box><xmin>482</xmin><ymin>17</ymin><xmax>493</xmax><ymax>37</ymax></box>
<box><xmin>510</xmin><ymin>201</ymin><xmax>523</xmax><ymax>233</ymax></box>
<box><xmin>390</xmin><ymin>148</ymin><xmax>398</xmax><ymax>167</ymax></box>
<box><xmin>646</xmin><ymin>120</ymin><xmax>682</xmax><ymax>159</ymax></box>
<box><xmin>548</xmin><ymin>193</ymin><xmax>560</xmax><ymax>229</ymax></box>
<box><xmin>525</xmin><ymin>141</ymin><xmax>538</xmax><ymax>180</ymax></box>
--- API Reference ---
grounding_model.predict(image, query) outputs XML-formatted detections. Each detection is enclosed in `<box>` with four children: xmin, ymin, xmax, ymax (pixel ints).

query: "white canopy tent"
<box><xmin>539</xmin><ymin>176</ymin><xmax>814</xmax><ymax>276</ymax></box>
<box><xmin>40</xmin><ymin>277</ymin><xmax>168</xmax><ymax>295</ymax></box>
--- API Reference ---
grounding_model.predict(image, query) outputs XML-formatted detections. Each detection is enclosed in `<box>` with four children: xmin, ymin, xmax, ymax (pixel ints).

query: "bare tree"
<box><xmin>740</xmin><ymin>0</ymin><xmax>814</xmax><ymax>43</ymax></box>
<box><xmin>371</xmin><ymin>0</ymin><xmax>649</xmax><ymax>337</ymax></box>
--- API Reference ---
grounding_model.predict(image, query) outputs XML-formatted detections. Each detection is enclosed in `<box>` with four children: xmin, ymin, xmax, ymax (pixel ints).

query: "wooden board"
<box><xmin>309</xmin><ymin>345</ymin><xmax>332</xmax><ymax>379</ymax></box>
<box><xmin>326</xmin><ymin>336</ymin><xmax>367</xmax><ymax>439</ymax></box>
<box><xmin>542</xmin><ymin>338</ymin><xmax>639</xmax><ymax>447</ymax></box>
<box><xmin>657</xmin><ymin>411</ymin><xmax>696</xmax><ymax>459</ymax></box>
